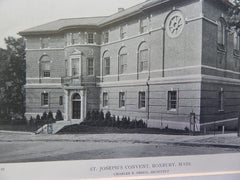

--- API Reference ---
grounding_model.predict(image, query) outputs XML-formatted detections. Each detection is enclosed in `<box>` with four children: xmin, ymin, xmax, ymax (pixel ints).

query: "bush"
<box><xmin>81</xmin><ymin>110</ymin><xmax>147</xmax><ymax>129</ymax></box>
<box><xmin>55</xmin><ymin>110</ymin><xmax>63</xmax><ymax>121</ymax></box>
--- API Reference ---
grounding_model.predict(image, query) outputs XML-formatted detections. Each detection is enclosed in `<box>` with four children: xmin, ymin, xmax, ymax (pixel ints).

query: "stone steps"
<box><xmin>35</xmin><ymin>120</ymin><xmax>81</xmax><ymax>134</ymax></box>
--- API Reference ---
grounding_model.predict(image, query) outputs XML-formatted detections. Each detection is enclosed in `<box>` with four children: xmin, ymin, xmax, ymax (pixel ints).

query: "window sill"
<box><xmin>167</xmin><ymin>109</ymin><xmax>178</xmax><ymax>114</ymax></box>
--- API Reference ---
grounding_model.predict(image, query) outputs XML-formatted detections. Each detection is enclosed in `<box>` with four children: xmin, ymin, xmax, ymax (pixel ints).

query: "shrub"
<box><xmin>47</xmin><ymin>111</ymin><xmax>54</xmax><ymax>123</ymax></box>
<box><xmin>41</xmin><ymin>111</ymin><xmax>47</xmax><ymax>122</ymax></box>
<box><xmin>55</xmin><ymin>110</ymin><xmax>63</xmax><ymax>121</ymax></box>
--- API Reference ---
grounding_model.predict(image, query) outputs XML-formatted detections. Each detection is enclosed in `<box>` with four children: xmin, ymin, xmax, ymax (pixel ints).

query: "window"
<box><xmin>119</xmin><ymin>47</ymin><xmax>128</xmax><ymax>75</ymax></box>
<box><xmin>140</xmin><ymin>18</ymin><xmax>148</xmax><ymax>33</ymax></box>
<box><xmin>234</xmin><ymin>32</ymin><xmax>240</xmax><ymax>56</ymax></box>
<box><xmin>43</xmin><ymin>71</ymin><xmax>50</xmax><ymax>77</ymax></box>
<box><xmin>59</xmin><ymin>96</ymin><xmax>63</xmax><ymax>105</ymax></box>
<box><xmin>87</xmin><ymin>58</ymin><xmax>94</xmax><ymax>76</ymax></box>
<box><xmin>217</xmin><ymin>19</ymin><xmax>227</xmax><ymax>50</ymax></box>
<box><xmin>120</xmin><ymin>25</ymin><xmax>127</xmax><ymax>39</ymax></box>
<box><xmin>139</xmin><ymin>91</ymin><xmax>146</xmax><ymax>108</ymax></box>
<box><xmin>119</xmin><ymin>54</ymin><xmax>127</xmax><ymax>74</ymax></box>
<box><xmin>40</xmin><ymin>56</ymin><xmax>51</xmax><ymax>78</ymax></box>
<box><xmin>88</xmin><ymin>33</ymin><xmax>94</xmax><ymax>44</ymax></box>
<box><xmin>138</xmin><ymin>42</ymin><xmax>148</xmax><ymax>74</ymax></box>
<box><xmin>103</xmin><ymin>92</ymin><xmax>108</xmax><ymax>107</ymax></box>
<box><xmin>72</xmin><ymin>58</ymin><xmax>79</xmax><ymax>76</ymax></box>
<box><xmin>104</xmin><ymin>57</ymin><xmax>110</xmax><ymax>75</ymax></box>
<box><xmin>139</xmin><ymin>49</ymin><xmax>148</xmax><ymax>72</ymax></box>
<box><xmin>218</xmin><ymin>88</ymin><xmax>224</xmax><ymax>111</ymax></box>
<box><xmin>119</xmin><ymin>92</ymin><xmax>125</xmax><ymax>107</ymax></box>
<box><xmin>168</xmin><ymin>91</ymin><xmax>177</xmax><ymax>110</ymax></box>
<box><xmin>72</xmin><ymin>32</ymin><xmax>80</xmax><ymax>44</ymax></box>
<box><xmin>41</xmin><ymin>93</ymin><xmax>48</xmax><ymax>106</ymax></box>
<box><xmin>41</xmin><ymin>37</ymin><xmax>49</xmax><ymax>49</ymax></box>
<box><xmin>104</xmin><ymin>31</ymin><xmax>109</xmax><ymax>43</ymax></box>
<box><xmin>65</xmin><ymin>60</ymin><xmax>68</xmax><ymax>76</ymax></box>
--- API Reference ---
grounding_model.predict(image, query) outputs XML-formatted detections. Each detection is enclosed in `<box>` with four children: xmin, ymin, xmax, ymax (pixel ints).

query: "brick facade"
<box><xmin>20</xmin><ymin>0</ymin><xmax>240</xmax><ymax>131</ymax></box>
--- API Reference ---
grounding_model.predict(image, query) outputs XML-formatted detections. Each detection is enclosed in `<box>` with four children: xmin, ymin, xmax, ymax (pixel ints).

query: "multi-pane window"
<box><xmin>217</xmin><ymin>19</ymin><xmax>227</xmax><ymax>48</ymax></box>
<box><xmin>139</xmin><ymin>49</ymin><xmax>148</xmax><ymax>72</ymax></box>
<box><xmin>65</xmin><ymin>60</ymin><xmax>68</xmax><ymax>76</ymax></box>
<box><xmin>140</xmin><ymin>18</ymin><xmax>148</xmax><ymax>33</ymax></box>
<box><xmin>88</xmin><ymin>33</ymin><xmax>94</xmax><ymax>44</ymax></box>
<box><xmin>59</xmin><ymin>96</ymin><xmax>63</xmax><ymax>105</ymax></box>
<box><xmin>72</xmin><ymin>58</ymin><xmax>79</xmax><ymax>76</ymax></box>
<box><xmin>218</xmin><ymin>88</ymin><xmax>224</xmax><ymax>111</ymax></box>
<box><xmin>40</xmin><ymin>56</ymin><xmax>51</xmax><ymax>78</ymax></box>
<box><xmin>43</xmin><ymin>71</ymin><xmax>50</xmax><ymax>77</ymax></box>
<box><xmin>120</xmin><ymin>25</ymin><xmax>127</xmax><ymax>39</ymax></box>
<box><xmin>41</xmin><ymin>37</ymin><xmax>49</xmax><ymax>49</ymax></box>
<box><xmin>87</xmin><ymin>58</ymin><xmax>94</xmax><ymax>76</ymax></box>
<box><xmin>72</xmin><ymin>33</ymin><xmax>80</xmax><ymax>44</ymax></box>
<box><xmin>103</xmin><ymin>92</ymin><xmax>108</xmax><ymax>107</ymax></box>
<box><xmin>104</xmin><ymin>57</ymin><xmax>110</xmax><ymax>75</ymax></box>
<box><xmin>119</xmin><ymin>54</ymin><xmax>127</xmax><ymax>74</ymax></box>
<box><xmin>234</xmin><ymin>32</ymin><xmax>240</xmax><ymax>51</ymax></box>
<box><xmin>168</xmin><ymin>91</ymin><xmax>177</xmax><ymax>110</ymax></box>
<box><xmin>41</xmin><ymin>93</ymin><xmax>48</xmax><ymax>106</ymax></box>
<box><xmin>104</xmin><ymin>31</ymin><xmax>109</xmax><ymax>43</ymax></box>
<box><xmin>139</xmin><ymin>91</ymin><xmax>146</xmax><ymax>108</ymax></box>
<box><xmin>119</xmin><ymin>92</ymin><xmax>125</xmax><ymax>107</ymax></box>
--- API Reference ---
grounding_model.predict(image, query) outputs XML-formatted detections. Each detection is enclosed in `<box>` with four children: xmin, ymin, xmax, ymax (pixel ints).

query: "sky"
<box><xmin>0</xmin><ymin>0</ymin><xmax>146</xmax><ymax>48</ymax></box>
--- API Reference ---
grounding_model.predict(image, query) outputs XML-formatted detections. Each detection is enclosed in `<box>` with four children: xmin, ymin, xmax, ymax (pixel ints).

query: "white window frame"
<box><xmin>139</xmin><ymin>49</ymin><xmax>148</xmax><ymax>72</ymax></box>
<box><xmin>104</xmin><ymin>57</ymin><xmax>110</xmax><ymax>75</ymax></box>
<box><xmin>87</xmin><ymin>32</ymin><xmax>94</xmax><ymax>44</ymax></box>
<box><xmin>119</xmin><ymin>92</ymin><xmax>125</xmax><ymax>108</ymax></box>
<box><xmin>167</xmin><ymin>90</ymin><xmax>177</xmax><ymax>111</ymax></box>
<box><xmin>139</xmin><ymin>17</ymin><xmax>148</xmax><ymax>34</ymax></box>
<box><xmin>218</xmin><ymin>88</ymin><xmax>224</xmax><ymax>111</ymax></box>
<box><xmin>41</xmin><ymin>92</ymin><xmax>49</xmax><ymax>106</ymax></box>
<box><xmin>120</xmin><ymin>25</ymin><xmax>127</xmax><ymax>39</ymax></box>
<box><xmin>103</xmin><ymin>92</ymin><xmax>108</xmax><ymax>107</ymax></box>
<box><xmin>119</xmin><ymin>53</ymin><xmax>127</xmax><ymax>74</ymax></box>
<box><xmin>87</xmin><ymin>57</ymin><xmax>94</xmax><ymax>76</ymax></box>
<box><xmin>71</xmin><ymin>58</ymin><xmax>80</xmax><ymax>76</ymax></box>
<box><xmin>104</xmin><ymin>31</ymin><xmax>109</xmax><ymax>44</ymax></box>
<box><xmin>138</xmin><ymin>91</ymin><xmax>146</xmax><ymax>109</ymax></box>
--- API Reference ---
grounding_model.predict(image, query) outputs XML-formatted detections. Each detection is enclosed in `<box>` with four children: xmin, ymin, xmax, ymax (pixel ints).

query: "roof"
<box><xmin>19</xmin><ymin>0</ymin><xmax>232</xmax><ymax>35</ymax></box>
<box><xmin>19</xmin><ymin>16</ymin><xmax>107</xmax><ymax>35</ymax></box>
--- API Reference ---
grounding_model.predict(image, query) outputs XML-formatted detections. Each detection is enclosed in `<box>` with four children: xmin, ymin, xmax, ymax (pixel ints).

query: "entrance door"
<box><xmin>72</xmin><ymin>93</ymin><xmax>81</xmax><ymax>119</ymax></box>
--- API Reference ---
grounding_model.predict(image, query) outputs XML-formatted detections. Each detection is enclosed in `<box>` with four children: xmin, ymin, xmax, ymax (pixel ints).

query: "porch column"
<box><xmin>64</xmin><ymin>89</ymin><xmax>69</xmax><ymax>121</ymax></box>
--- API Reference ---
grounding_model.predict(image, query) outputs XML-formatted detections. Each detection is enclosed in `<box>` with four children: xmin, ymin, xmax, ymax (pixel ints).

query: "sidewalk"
<box><xmin>0</xmin><ymin>130</ymin><xmax>240</xmax><ymax>148</ymax></box>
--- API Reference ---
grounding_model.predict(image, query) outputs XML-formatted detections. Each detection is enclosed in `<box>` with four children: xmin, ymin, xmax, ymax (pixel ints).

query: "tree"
<box><xmin>226</xmin><ymin>0</ymin><xmax>240</xmax><ymax>33</ymax></box>
<box><xmin>0</xmin><ymin>37</ymin><xmax>25</xmax><ymax>121</ymax></box>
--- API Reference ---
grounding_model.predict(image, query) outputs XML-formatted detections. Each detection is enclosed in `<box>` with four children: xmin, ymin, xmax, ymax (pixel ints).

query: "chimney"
<box><xmin>118</xmin><ymin>8</ymin><xmax>125</xmax><ymax>12</ymax></box>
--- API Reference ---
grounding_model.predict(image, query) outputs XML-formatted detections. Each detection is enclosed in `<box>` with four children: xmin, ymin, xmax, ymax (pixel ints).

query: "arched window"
<box><xmin>138</xmin><ymin>42</ymin><xmax>148</xmax><ymax>73</ymax></box>
<box><xmin>118</xmin><ymin>47</ymin><xmax>127</xmax><ymax>74</ymax></box>
<box><xmin>234</xmin><ymin>31</ymin><xmax>240</xmax><ymax>51</ymax></box>
<box><xmin>102</xmin><ymin>51</ymin><xmax>110</xmax><ymax>76</ymax></box>
<box><xmin>217</xmin><ymin>18</ymin><xmax>227</xmax><ymax>47</ymax></box>
<box><xmin>39</xmin><ymin>55</ymin><xmax>51</xmax><ymax>78</ymax></box>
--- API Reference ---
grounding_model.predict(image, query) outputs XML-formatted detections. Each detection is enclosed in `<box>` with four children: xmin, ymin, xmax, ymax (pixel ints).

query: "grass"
<box><xmin>57</xmin><ymin>124</ymin><xmax>191</xmax><ymax>135</ymax></box>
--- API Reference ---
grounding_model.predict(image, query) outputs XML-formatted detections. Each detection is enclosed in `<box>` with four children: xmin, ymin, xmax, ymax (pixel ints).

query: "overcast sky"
<box><xmin>0</xmin><ymin>0</ymin><xmax>146</xmax><ymax>48</ymax></box>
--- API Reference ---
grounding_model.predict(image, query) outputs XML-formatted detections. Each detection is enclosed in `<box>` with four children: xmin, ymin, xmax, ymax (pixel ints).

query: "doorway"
<box><xmin>72</xmin><ymin>93</ymin><xmax>81</xmax><ymax>119</ymax></box>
